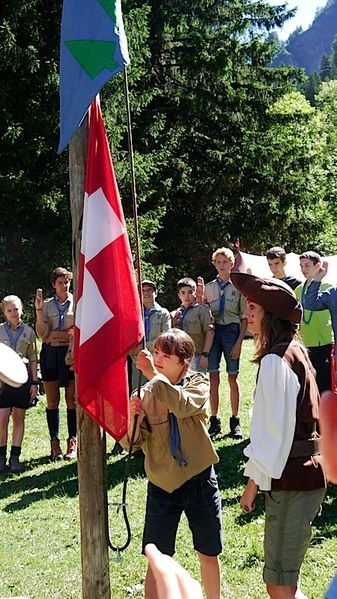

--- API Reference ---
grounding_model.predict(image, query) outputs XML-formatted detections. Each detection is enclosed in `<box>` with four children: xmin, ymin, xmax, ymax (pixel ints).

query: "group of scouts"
<box><xmin>122</xmin><ymin>244</ymin><xmax>335</xmax><ymax>599</ymax></box>
<box><xmin>0</xmin><ymin>266</ymin><xmax>75</xmax><ymax>474</ymax></box>
<box><xmin>1</xmin><ymin>245</ymin><xmax>336</xmax><ymax>598</ymax></box>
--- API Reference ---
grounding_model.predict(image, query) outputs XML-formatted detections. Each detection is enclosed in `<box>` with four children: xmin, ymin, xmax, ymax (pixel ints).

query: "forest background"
<box><xmin>2</xmin><ymin>0</ymin><xmax>337</xmax><ymax>314</ymax></box>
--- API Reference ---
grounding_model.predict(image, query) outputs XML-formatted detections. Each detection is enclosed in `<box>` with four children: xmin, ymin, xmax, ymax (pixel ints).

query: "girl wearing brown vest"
<box><xmin>231</xmin><ymin>272</ymin><xmax>326</xmax><ymax>599</ymax></box>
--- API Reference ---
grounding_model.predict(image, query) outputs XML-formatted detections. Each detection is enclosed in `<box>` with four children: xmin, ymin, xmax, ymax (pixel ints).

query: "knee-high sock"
<box><xmin>46</xmin><ymin>408</ymin><xmax>60</xmax><ymax>440</ymax></box>
<box><xmin>67</xmin><ymin>408</ymin><xmax>77</xmax><ymax>438</ymax></box>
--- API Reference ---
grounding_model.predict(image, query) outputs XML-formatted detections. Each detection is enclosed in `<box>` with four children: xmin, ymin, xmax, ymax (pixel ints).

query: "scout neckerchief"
<box><xmin>144</xmin><ymin>303</ymin><xmax>160</xmax><ymax>342</ymax></box>
<box><xmin>169</xmin><ymin>378</ymin><xmax>187</xmax><ymax>466</ymax></box>
<box><xmin>216</xmin><ymin>276</ymin><xmax>230</xmax><ymax>314</ymax></box>
<box><xmin>53</xmin><ymin>296</ymin><xmax>71</xmax><ymax>330</ymax></box>
<box><xmin>178</xmin><ymin>305</ymin><xmax>193</xmax><ymax>330</ymax></box>
<box><xmin>301</xmin><ymin>281</ymin><xmax>314</xmax><ymax>325</ymax></box>
<box><xmin>4</xmin><ymin>321</ymin><xmax>25</xmax><ymax>351</ymax></box>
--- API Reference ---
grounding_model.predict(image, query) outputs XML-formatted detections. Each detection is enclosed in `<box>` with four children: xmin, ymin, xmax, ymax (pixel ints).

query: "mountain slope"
<box><xmin>272</xmin><ymin>0</ymin><xmax>337</xmax><ymax>74</ymax></box>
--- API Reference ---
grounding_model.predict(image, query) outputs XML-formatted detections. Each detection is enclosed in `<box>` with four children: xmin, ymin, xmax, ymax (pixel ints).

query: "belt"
<box><xmin>289</xmin><ymin>438</ymin><xmax>320</xmax><ymax>459</ymax></box>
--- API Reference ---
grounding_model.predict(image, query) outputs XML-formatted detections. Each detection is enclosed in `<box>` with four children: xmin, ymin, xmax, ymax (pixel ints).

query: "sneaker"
<box><xmin>50</xmin><ymin>438</ymin><xmax>63</xmax><ymax>461</ymax></box>
<box><xmin>64</xmin><ymin>437</ymin><xmax>77</xmax><ymax>460</ymax></box>
<box><xmin>208</xmin><ymin>415</ymin><xmax>222</xmax><ymax>437</ymax></box>
<box><xmin>0</xmin><ymin>456</ymin><xmax>6</xmax><ymax>473</ymax></box>
<box><xmin>9</xmin><ymin>454</ymin><xmax>21</xmax><ymax>474</ymax></box>
<box><xmin>229</xmin><ymin>416</ymin><xmax>243</xmax><ymax>440</ymax></box>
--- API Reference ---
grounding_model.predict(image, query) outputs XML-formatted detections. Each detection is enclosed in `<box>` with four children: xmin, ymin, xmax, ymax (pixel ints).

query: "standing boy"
<box><xmin>122</xmin><ymin>330</ymin><xmax>223</xmax><ymax>599</ymax></box>
<box><xmin>295</xmin><ymin>251</ymin><xmax>333</xmax><ymax>393</ymax></box>
<box><xmin>266</xmin><ymin>246</ymin><xmax>301</xmax><ymax>290</ymax></box>
<box><xmin>171</xmin><ymin>277</ymin><xmax>214</xmax><ymax>374</ymax></box>
<box><xmin>131</xmin><ymin>280</ymin><xmax>171</xmax><ymax>390</ymax></box>
<box><xmin>200</xmin><ymin>248</ymin><xmax>247</xmax><ymax>439</ymax></box>
<box><xmin>304</xmin><ymin>259</ymin><xmax>337</xmax><ymax>386</ymax></box>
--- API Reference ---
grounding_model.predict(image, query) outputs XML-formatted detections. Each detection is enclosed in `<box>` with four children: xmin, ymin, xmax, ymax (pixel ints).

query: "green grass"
<box><xmin>1</xmin><ymin>339</ymin><xmax>337</xmax><ymax>598</ymax></box>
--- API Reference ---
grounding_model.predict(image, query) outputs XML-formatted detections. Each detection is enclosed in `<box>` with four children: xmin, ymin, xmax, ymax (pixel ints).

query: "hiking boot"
<box><xmin>64</xmin><ymin>437</ymin><xmax>77</xmax><ymax>460</ymax></box>
<box><xmin>9</xmin><ymin>454</ymin><xmax>22</xmax><ymax>474</ymax></box>
<box><xmin>230</xmin><ymin>416</ymin><xmax>243</xmax><ymax>440</ymax></box>
<box><xmin>50</xmin><ymin>438</ymin><xmax>63</xmax><ymax>461</ymax></box>
<box><xmin>208</xmin><ymin>415</ymin><xmax>222</xmax><ymax>437</ymax></box>
<box><xmin>0</xmin><ymin>456</ymin><xmax>6</xmax><ymax>473</ymax></box>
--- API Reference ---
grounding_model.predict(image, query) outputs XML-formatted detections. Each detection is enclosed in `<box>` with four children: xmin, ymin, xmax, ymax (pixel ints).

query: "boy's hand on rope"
<box><xmin>130</xmin><ymin>396</ymin><xmax>144</xmax><ymax>418</ymax></box>
<box><xmin>136</xmin><ymin>348</ymin><xmax>157</xmax><ymax>380</ymax></box>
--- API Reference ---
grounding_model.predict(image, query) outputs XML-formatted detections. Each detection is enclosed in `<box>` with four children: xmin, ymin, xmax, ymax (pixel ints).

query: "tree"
<box><xmin>320</xmin><ymin>53</ymin><xmax>332</xmax><ymax>81</ymax></box>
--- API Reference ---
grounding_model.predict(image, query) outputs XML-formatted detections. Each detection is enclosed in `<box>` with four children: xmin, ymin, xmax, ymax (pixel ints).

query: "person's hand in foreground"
<box><xmin>144</xmin><ymin>544</ymin><xmax>203</xmax><ymax>599</ymax></box>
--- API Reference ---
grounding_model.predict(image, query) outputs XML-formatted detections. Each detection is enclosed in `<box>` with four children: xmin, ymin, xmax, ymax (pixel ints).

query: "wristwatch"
<box><xmin>32</xmin><ymin>380</ymin><xmax>39</xmax><ymax>385</ymax></box>
<box><xmin>201</xmin><ymin>352</ymin><xmax>209</xmax><ymax>357</ymax></box>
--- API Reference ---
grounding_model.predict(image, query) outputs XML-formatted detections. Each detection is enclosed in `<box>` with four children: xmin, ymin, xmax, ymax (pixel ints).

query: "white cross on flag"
<box><xmin>74</xmin><ymin>97</ymin><xmax>143</xmax><ymax>441</ymax></box>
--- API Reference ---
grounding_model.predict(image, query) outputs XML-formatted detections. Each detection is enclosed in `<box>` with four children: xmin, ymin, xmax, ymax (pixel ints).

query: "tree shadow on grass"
<box><xmin>0</xmin><ymin>451</ymin><xmax>146</xmax><ymax>512</ymax></box>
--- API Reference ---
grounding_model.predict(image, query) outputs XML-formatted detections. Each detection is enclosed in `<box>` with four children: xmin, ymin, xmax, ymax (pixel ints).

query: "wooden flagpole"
<box><xmin>69</xmin><ymin>117</ymin><xmax>111</xmax><ymax>599</ymax></box>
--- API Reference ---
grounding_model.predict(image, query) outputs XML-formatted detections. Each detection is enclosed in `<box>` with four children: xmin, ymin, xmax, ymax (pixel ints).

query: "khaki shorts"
<box><xmin>263</xmin><ymin>488</ymin><xmax>326</xmax><ymax>586</ymax></box>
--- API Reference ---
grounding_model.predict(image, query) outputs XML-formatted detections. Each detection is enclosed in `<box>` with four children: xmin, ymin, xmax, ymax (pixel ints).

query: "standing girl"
<box><xmin>0</xmin><ymin>295</ymin><xmax>38</xmax><ymax>473</ymax></box>
<box><xmin>35</xmin><ymin>267</ymin><xmax>76</xmax><ymax>461</ymax></box>
<box><xmin>231</xmin><ymin>272</ymin><xmax>326</xmax><ymax>599</ymax></box>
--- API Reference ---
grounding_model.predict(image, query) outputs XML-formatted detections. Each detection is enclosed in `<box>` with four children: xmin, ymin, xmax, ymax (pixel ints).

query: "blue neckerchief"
<box><xmin>53</xmin><ymin>296</ymin><xmax>71</xmax><ymax>330</ymax></box>
<box><xmin>178</xmin><ymin>305</ymin><xmax>192</xmax><ymax>330</ymax></box>
<box><xmin>169</xmin><ymin>412</ymin><xmax>187</xmax><ymax>467</ymax></box>
<box><xmin>143</xmin><ymin>303</ymin><xmax>160</xmax><ymax>342</ymax></box>
<box><xmin>4</xmin><ymin>322</ymin><xmax>25</xmax><ymax>351</ymax></box>
<box><xmin>216</xmin><ymin>277</ymin><xmax>230</xmax><ymax>314</ymax></box>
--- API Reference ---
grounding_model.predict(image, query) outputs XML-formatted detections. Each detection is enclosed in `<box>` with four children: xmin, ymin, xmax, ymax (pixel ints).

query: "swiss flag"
<box><xmin>74</xmin><ymin>97</ymin><xmax>143</xmax><ymax>441</ymax></box>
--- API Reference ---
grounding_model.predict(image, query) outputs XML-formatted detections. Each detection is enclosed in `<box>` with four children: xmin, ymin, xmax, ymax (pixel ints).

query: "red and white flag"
<box><xmin>74</xmin><ymin>97</ymin><xmax>143</xmax><ymax>441</ymax></box>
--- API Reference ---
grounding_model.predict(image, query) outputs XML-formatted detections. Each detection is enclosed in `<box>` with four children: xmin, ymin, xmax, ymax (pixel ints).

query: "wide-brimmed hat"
<box><xmin>0</xmin><ymin>343</ymin><xmax>28</xmax><ymax>387</ymax></box>
<box><xmin>142</xmin><ymin>279</ymin><xmax>157</xmax><ymax>291</ymax></box>
<box><xmin>231</xmin><ymin>272</ymin><xmax>302</xmax><ymax>323</ymax></box>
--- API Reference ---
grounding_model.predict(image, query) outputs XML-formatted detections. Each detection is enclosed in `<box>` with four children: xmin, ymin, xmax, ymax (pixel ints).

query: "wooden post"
<box><xmin>69</xmin><ymin>118</ymin><xmax>111</xmax><ymax>599</ymax></box>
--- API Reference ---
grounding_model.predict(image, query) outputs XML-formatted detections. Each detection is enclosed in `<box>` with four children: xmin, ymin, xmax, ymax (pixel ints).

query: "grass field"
<box><xmin>1</xmin><ymin>339</ymin><xmax>337</xmax><ymax>598</ymax></box>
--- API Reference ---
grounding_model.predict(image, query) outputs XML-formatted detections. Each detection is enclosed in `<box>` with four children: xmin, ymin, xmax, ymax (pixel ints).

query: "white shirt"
<box><xmin>244</xmin><ymin>353</ymin><xmax>300</xmax><ymax>490</ymax></box>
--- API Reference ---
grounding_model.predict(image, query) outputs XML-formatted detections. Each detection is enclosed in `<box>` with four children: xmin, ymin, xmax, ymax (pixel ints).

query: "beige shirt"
<box><xmin>121</xmin><ymin>372</ymin><xmax>219</xmax><ymax>493</ymax></box>
<box><xmin>42</xmin><ymin>294</ymin><xmax>74</xmax><ymax>336</ymax></box>
<box><xmin>145</xmin><ymin>303</ymin><xmax>171</xmax><ymax>352</ymax></box>
<box><xmin>204</xmin><ymin>279</ymin><xmax>245</xmax><ymax>325</ymax></box>
<box><xmin>0</xmin><ymin>322</ymin><xmax>37</xmax><ymax>363</ymax></box>
<box><xmin>171</xmin><ymin>303</ymin><xmax>214</xmax><ymax>354</ymax></box>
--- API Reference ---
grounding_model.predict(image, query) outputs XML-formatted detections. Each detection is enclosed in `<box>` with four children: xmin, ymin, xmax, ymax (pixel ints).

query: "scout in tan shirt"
<box><xmin>35</xmin><ymin>266</ymin><xmax>76</xmax><ymax>462</ymax></box>
<box><xmin>199</xmin><ymin>247</ymin><xmax>247</xmax><ymax>440</ymax></box>
<box><xmin>122</xmin><ymin>329</ymin><xmax>223</xmax><ymax>599</ymax></box>
<box><xmin>171</xmin><ymin>277</ymin><xmax>214</xmax><ymax>374</ymax></box>
<box><xmin>0</xmin><ymin>295</ymin><xmax>38</xmax><ymax>474</ymax></box>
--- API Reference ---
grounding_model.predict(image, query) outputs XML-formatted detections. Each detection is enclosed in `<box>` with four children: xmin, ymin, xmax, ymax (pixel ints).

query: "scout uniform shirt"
<box><xmin>143</xmin><ymin>302</ymin><xmax>171</xmax><ymax>352</ymax></box>
<box><xmin>0</xmin><ymin>322</ymin><xmax>37</xmax><ymax>363</ymax></box>
<box><xmin>41</xmin><ymin>294</ymin><xmax>74</xmax><ymax>341</ymax></box>
<box><xmin>204</xmin><ymin>278</ymin><xmax>245</xmax><ymax>325</ymax></box>
<box><xmin>170</xmin><ymin>303</ymin><xmax>214</xmax><ymax>355</ymax></box>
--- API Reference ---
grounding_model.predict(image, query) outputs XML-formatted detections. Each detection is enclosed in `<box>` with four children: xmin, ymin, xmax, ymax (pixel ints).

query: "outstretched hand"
<box><xmin>144</xmin><ymin>544</ymin><xmax>203</xmax><ymax>599</ymax></box>
<box><xmin>196</xmin><ymin>277</ymin><xmax>204</xmax><ymax>304</ymax></box>
<box><xmin>35</xmin><ymin>288</ymin><xmax>44</xmax><ymax>311</ymax></box>
<box><xmin>313</xmin><ymin>260</ymin><xmax>328</xmax><ymax>282</ymax></box>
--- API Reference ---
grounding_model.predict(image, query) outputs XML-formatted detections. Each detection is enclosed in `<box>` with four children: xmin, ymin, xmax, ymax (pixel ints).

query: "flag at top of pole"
<box><xmin>74</xmin><ymin>97</ymin><xmax>143</xmax><ymax>441</ymax></box>
<box><xmin>58</xmin><ymin>0</ymin><xmax>129</xmax><ymax>153</ymax></box>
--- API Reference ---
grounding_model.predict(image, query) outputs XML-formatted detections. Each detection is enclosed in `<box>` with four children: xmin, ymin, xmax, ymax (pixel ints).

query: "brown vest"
<box><xmin>268</xmin><ymin>342</ymin><xmax>326</xmax><ymax>491</ymax></box>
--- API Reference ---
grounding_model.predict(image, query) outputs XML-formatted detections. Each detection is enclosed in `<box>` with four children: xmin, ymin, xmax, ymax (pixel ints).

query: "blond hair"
<box><xmin>211</xmin><ymin>247</ymin><xmax>234</xmax><ymax>265</ymax></box>
<box><xmin>1</xmin><ymin>295</ymin><xmax>22</xmax><ymax>312</ymax></box>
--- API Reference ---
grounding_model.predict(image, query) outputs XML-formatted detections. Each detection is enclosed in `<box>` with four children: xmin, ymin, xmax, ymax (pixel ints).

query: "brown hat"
<box><xmin>231</xmin><ymin>272</ymin><xmax>302</xmax><ymax>324</ymax></box>
<box><xmin>142</xmin><ymin>280</ymin><xmax>157</xmax><ymax>291</ymax></box>
<box><xmin>0</xmin><ymin>343</ymin><xmax>28</xmax><ymax>387</ymax></box>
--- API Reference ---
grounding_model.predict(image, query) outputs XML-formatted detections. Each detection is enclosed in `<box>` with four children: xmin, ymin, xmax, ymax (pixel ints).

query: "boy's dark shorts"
<box><xmin>40</xmin><ymin>343</ymin><xmax>74</xmax><ymax>387</ymax></box>
<box><xmin>308</xmin><ymin>344</ymin><xmax>333</xmax><ymax>393</ymax></box>
<box><xmin>142</xmin><ymin>465</ymin><xmax>223</xmax><ymax>557</ymax></box>
<box><xmin>208</xmin><ymin>323</ymin><xmax>240</xmax><ymax>374</ymax></box>
<box><xmin>0</xmin><ymin>378</ymin><xmax>32</xmax><ymax>410</ymax></box>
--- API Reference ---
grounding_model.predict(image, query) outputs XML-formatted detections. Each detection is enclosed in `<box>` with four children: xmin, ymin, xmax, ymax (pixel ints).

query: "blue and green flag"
<box><xmin>58</xmin><ymin>0</ymin><xmax>129</xmax><ymax>153</ymax></box>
